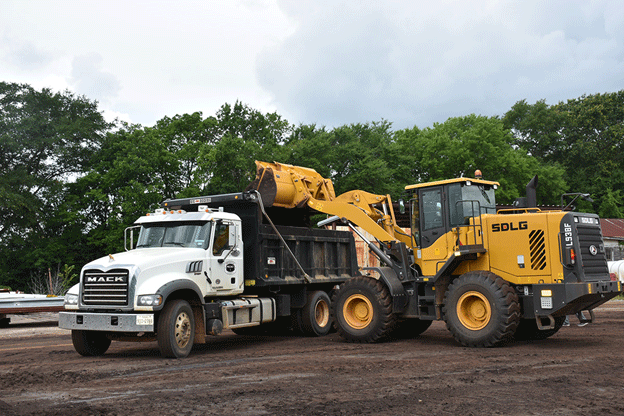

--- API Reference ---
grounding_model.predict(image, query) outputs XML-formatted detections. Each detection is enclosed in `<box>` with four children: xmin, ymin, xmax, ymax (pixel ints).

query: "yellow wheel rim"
<box><xmin>175</xmin><ymin>311</ymin><xmax>192</xmax><ymax>348</ymax></box>
<box><xmin>343</xmin><ymin>294</ymin><xmax>373</xmax><ymax>329</ymax></box>
<box><xmin>315</xmin><ymin>299</ymin><xmax>330</xmax><ymax>328</ymax></box>
<box><xmin>457</xmin><ymin>291</ymin><xmax>491</xmax><ymax>330</ymax></box>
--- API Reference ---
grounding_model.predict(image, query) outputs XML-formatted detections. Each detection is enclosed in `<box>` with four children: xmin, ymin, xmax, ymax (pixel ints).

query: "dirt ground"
<box><xmin>1</xmin><ymin>302</ymin><xmax>624</xmax><ymax>416</ymax></box>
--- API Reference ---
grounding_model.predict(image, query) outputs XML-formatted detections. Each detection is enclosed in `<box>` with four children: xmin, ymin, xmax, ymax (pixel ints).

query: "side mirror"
<box><xmin>229</xmin><ymin>226</ymin><xmax>236</xmax><ymax>247</ymax></box>
<box><xmin>399</xmin><ymin>199</ymin><xmax>406</xmax><ymax>215</ymax></box>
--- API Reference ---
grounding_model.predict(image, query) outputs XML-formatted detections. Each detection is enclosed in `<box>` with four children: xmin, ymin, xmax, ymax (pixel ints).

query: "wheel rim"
<box><xmin>174</xmin><ymin>311</ymin><xmax>192</xmax><ymax>348</ymax></box>
<box><xmin>456</xmin><ymin>291</ymin><xmax>491</xmax><ymax>330</ymax></box>
<box><xmin>314</xmin><ymin>299</ymin><xmax>330</xmax><ymax>328</ymax></box>
<box><xmin>343</xmin><ymin>294</ymin><xmax>373</xmax><ymax>329</ymax></box>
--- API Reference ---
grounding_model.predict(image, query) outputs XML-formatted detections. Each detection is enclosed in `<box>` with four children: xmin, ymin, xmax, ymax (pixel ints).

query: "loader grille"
<box><xmin>529</xmin><ymin>229</ymin><xmax>547</xmax><ymax>270</ymax></box>
<box><xmin>576</xmin><ymin>225</ymin><xmax>608</xmax><ymax>281</ymax></box>
<box><xmin>81</xmin><ymin>269</ymin><xmax>129</xmax><ymax>306</ymax></box>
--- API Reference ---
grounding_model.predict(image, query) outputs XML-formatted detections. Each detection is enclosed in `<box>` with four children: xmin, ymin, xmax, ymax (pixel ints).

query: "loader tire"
<box><xmin>514</xmin><ymin>316</ymin><xmax>566</xmax><ymax>341</ymax></box>
<box><xmin>443</xmin><ymin>271</ymin><xmax>520</xmax><ymax>347</ymax></box>
<box><xmin>72</xmin><ymin>330</ymin><xmax>111</xmax><ymax>356</ymax></box>
<box><xmin>300</xmin><ymin>290</ymin><xmax>332</xmax><ymax>336</ymax></box>
<box><xmin>157</xmin><ymin>299</ymin><xmax>195</xmax><ymax>358</ymax></box>
<box><xmin>332</xmin><ymin>276</ymin><xmax>395</xmax><ymax>343</ymax></box>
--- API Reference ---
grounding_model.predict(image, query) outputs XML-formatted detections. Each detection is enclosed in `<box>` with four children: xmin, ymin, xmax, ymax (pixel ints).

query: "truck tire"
<box><xmin>332</xmin><ymin>276</ymin><xmax>395</xmax><ymax>343</ymax></box>
<box><xmin>392</xmin><ymin>318</ymin><xmax>433</xmax><ymax>338</ymax></box>
<box><xmin>157</xmin><ymin>299</ymin><xmax>195</xmax><ymax>358</ymax></box>
<box><xmin>514</xmin><ymin>316</ymin><xmax>566</xmax><ymax>341</ymax></box>
<box><xmin>71</xmin><ymin>330</ymin><xmax>111</xmax><ymax>356</ymax></box>
<box><xmin>300</xmin><ymin>291</ymin><xmax>332</xmax><ymax>336</ymax></box>
<box><xmin>443</xmin><ymin>271</ymin><xmax>520</xmax><ymax>347</ymax></box>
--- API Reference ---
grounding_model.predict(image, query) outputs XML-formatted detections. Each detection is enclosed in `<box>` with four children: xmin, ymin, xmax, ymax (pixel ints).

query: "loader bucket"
<box><xmin>246</xmin><ymin>161</ymin><xmax>336</xmax><ymax>208</ymax></box>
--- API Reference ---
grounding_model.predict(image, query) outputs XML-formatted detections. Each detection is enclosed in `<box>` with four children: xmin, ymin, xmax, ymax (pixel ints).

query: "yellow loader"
<box><xmin>248</xmin><ymin>161</ymin><xmax>622</xmax><ymax>346</ymax></box>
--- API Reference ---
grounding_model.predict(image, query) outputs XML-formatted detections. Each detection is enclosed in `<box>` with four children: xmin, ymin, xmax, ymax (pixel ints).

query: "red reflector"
<box><xmin>570</xmin><ymin>249</ymin><xmax>576</xmax><ymax>264</ymax></box>
<box><xmin>610</xmin><ymin>273</ymin><xmax>617</xmax><ymax>282</ymax></box>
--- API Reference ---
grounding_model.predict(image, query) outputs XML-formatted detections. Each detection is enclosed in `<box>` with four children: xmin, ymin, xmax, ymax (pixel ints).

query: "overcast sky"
<box><xmin>1</xmin><ymin>0</ymin><xmax>623</xmax><ymax>130</ymax></box>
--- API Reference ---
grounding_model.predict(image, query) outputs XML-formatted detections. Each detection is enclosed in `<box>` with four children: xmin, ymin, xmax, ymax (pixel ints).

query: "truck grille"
<box><xmin>576</xmin><ymin>225</ymin><xmax>608</xmax><ymax>281</ymax></box>
<box><xmin>82</xmin><ymin>269</ymin><xmax>129</xmax><ymax>306</ymax></box>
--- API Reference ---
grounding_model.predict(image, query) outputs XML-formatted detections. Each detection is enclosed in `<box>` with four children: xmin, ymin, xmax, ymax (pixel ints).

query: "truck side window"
<box><xmin>213</xmin><ymin>223</ymin><xmax>230</xmax><ymax>256</ymax></box>
<box><xmin>422</xmin><ymin>189</ymin><xmax>443</xmax><ymax>231</ymax></box>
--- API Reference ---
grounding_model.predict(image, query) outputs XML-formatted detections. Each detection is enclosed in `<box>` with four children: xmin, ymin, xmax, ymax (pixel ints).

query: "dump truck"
<box><xmin>59</xmin><ymin>192</ymin><xmax>359</xmax><ymax>358</ymax></box>
<box><xmin>249</xmin><ymin>161</ymin><xmax>622</xmax><ymax>346</ymax></box>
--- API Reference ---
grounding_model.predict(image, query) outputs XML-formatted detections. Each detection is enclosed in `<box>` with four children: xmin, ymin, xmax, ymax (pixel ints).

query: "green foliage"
<box><xmin>599</xmin><ymin>189</ymin><xmax>624</xmax><ymax>218</ymax></box>
<box><xmin>393</xmin><ymin>114</ymin><xmax>567</xmax><ymax>204</ymax></box>
<box><xmin>1</xmin><ymin>80</ymin><xmax>622</xmax><ymax>290</ymax></box>
<box><xmin>198</xmin><ymin>102</ymin><xmax>291</xmax><ymax>195</ymax></box>
<box><xmin>0</xmin><ymin>82</ymin><xmax>111</xmax><ymax>290</ymax></box>
<box><xmin>503</xmin><ymin>91</ymin><xmax>624</xmax><ymax>214</ymax></box>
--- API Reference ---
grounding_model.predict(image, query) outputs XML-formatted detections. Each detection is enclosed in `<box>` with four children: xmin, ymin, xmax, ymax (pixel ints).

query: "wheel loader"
<box><xmin>248</xmin><ymin>161</ymin><xmax>622</xmax><ymax>346</ymax></box>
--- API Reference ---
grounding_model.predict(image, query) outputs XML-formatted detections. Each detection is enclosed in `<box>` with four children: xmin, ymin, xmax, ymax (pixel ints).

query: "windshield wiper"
<box><xmin>163</xmin><ymin>241</ymin><xmax>186</xmax><ymax>247</ymax></box>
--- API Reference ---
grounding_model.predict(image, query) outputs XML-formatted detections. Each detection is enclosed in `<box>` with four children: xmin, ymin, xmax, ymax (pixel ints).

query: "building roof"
<box><xmin>601</xmin><ymin>218</ymin><xmax>624</xmax><ymax>240</ymax></box>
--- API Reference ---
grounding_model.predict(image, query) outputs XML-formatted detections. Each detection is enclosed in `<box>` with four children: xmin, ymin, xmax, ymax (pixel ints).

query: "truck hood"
<box><xmin>84</xmin><ymin>248</ymin><xmax>206</xmax><ymax>274</ymax></box>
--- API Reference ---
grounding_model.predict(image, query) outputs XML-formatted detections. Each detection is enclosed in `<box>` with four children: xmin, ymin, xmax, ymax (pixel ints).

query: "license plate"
<box><xmin>136</xmin><ymin>314</ymin><xmax>154</xmax><ymax>326</ymax></box>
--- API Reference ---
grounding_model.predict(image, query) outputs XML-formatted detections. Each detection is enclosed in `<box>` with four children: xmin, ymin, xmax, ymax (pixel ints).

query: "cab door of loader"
<box><xmin>416</xmin><ymin>186</ymin><xmax>448</xmax><ymax>261</ymax></box>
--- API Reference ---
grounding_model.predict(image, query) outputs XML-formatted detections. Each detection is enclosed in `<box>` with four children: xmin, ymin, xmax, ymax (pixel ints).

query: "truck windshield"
<box><xmin>136</xmin><ymin>221</ymin><xmax>212</xmax><ymax>249</ymax></box>
<box><xmin>448</xmin><ymin>183</ymin><xmax>497</xmax><ymax>227</ymax></box>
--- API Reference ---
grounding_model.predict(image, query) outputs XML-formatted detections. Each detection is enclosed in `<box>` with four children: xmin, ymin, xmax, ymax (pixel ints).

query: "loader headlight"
<box><xmin>64</xmin><ymin>293</ymin><xmax>79</xmax><ymax>306</ymax></box>
<box><xmin>137</xmin><ymin>294</ymin><xmax>163</xmax><ymax>306</ymax></box>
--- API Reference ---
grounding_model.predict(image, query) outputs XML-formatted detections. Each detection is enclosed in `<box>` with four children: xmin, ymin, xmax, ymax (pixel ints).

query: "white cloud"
<box><xmin>71</xmin><ymin>54</ymin><xmax>121</xmax><ymax>103</ymax></box>
<box><xmin>258</xmin><ymin>0</ymin><xmax>624</xmax><ymax>128</ymax></box>
<box><xmin>0</xmin><ymin>0</ymin><xmax>622</xmax><ymax>130</ymax></box>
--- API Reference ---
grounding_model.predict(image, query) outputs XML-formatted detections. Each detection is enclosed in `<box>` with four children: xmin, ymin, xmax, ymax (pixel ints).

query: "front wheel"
<box><xmin>72</xmin><ymin>330</ymin><xmax>111</xmax><ymax>356</ymax></box>
<box><xmin>332</xmin><ymin>276</ymin><xmax>395</xmax><ymax>343</ymax></box>
<box><xmin>443</xmin><ymin>271</ymin><xmax>520</xmax><ymax>347</ymax></box>
<box><xmin>157</xmin><ymin>299</ymin><xmax>195</xmax><ymax>358</ymax></box>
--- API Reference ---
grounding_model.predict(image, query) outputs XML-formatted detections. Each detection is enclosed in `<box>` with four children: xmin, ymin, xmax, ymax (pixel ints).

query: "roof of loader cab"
<box><xmin>405</xmin><ymin>177</ymin><xmax>500</xmax><ymax>190</ymax></box>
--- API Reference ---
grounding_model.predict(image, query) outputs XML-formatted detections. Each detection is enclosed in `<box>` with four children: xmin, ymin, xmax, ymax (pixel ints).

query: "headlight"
<box><xmin>64</xmin><ymin>293</ymin><xmax>79</xmax><ymax>306</ymax></box>
<box><xmin>137</xmin><ymin>294</ymin><xmax>163</xmax><ymax>306</ymax></box>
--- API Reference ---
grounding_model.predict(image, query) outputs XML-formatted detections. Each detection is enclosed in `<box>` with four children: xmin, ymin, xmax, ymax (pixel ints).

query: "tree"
<box><xmin>153</xmin><ymin>112</ymin><xmax>218</xmax><ymax>197</ymax></box>
<box><xmin>69</xmin><ymin>124</ymin><xmax>176</xmax><ymax>255</ymax></box>
<box><xmin>0</xmin><ymin>82</ymin><xmax>110</xmax><ymax>289</ymax></box>
<box><xmin>503</xmin><ymin>91</ymin><xmax>624</xmax><ymax>214</ymax></box>
<box><xmin>394</xmin><ymin>114</ymin><xmax>567</xmax><ymax>204</ymax></box>
<box><xmin>198</xmin><ymin>102</ymin><xmax>291</xmax><ymax>195</ymax></box>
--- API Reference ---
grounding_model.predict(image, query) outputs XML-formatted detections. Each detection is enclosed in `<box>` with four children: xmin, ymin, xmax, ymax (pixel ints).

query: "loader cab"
<box><xmin>406</xmin><ymin>177</ymin><xmax>499</xmax><ymax>249</ymax></box>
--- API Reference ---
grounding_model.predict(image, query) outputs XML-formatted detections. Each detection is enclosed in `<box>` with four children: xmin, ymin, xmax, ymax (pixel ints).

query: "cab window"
<box><xmin>422</xmin><ymin>189</ymin><xmax>443</xmax><ymax>231</ymax></box>
<box><xmin>213</xmin><ymin>223</ymin><xmax>230</xmax><ymax>256</ymax></box>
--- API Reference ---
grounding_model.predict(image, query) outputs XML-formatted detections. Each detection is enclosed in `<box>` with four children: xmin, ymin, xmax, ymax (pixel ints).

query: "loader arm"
<box><xmin>247</xmin><ymin>161</ymin><xmax>411</xmax><ymax>246</ymax></box>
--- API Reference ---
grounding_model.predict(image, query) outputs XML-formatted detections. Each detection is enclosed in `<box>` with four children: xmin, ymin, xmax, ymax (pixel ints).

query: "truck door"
<box><xmin>209</xmin><ymin>220</ymin><xmax>243</xmax><ymax>293</ymax></box>
<box><xmin>420</xmin><ymin>187</ymin><xmax>448</xmax><ymax>259</ymax></box>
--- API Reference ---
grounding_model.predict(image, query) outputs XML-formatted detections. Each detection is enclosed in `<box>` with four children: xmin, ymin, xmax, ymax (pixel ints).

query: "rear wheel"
<box><xmin>157</xmin><ymin>299</ymin><xmax>195</xmax><ymax>358</ymax></box>
<box><xmin>332</xmin><ymin>276</ymin><xmax>395</xmax><ymax>343</ymax></box>
<box><xmin>300</xmin><ymin>291</ymin><xmax>332</xmax><ymax>336</ymax></box>
<box><xmin>514</xmin><ymin>316</ymin><xmax>566</xmax><ymax>341</ymax></box>
<box><xmin>443</xmin><ymin>271</ymin><xmax>520</xmax><ymax>347</ymax></box>
<box><xmin>71</xmin><ymin>330</ymin><xmax>111</xmax><ymax>356</ymax></box>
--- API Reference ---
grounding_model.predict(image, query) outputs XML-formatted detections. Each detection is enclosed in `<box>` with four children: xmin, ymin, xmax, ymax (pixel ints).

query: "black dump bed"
<box><xmin>162</xmin><ymin>192</ymin><xmax>359</xmax><ymax>290</ymax></box>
